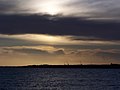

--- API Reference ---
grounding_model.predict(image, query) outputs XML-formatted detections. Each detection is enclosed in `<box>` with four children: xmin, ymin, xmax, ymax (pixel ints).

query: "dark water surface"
<box><xmin>0</xmin><ymin>68</ymin><xmax>120</xmax><ymax>90</ymax></box>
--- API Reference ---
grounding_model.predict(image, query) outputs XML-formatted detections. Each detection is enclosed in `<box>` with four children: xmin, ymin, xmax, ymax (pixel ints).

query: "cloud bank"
<box><xmin>0</xmin><ymin>15</ymin><xmax>120</xmax><ymax>40</ymax></box>
<box><xmin>0</xmin><ymin>0</ymin><xmax>120</xmax><ymax>65</ymax></box>
<box><xmin>0</xmin><ymin>0</ymin><xmax>120</xmax><ymax>20</ymax></box>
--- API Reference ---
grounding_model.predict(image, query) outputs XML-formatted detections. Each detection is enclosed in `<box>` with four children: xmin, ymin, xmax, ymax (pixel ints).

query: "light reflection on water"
<box><xmin>0</xmin><ymin>68</ymin><xmax>120</xmax><ymax>90</ymax></box>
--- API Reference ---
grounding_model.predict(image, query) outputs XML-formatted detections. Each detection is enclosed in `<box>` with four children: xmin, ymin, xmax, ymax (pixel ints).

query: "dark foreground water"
<box><xmin>0</xmin><ymin>68</ymin><xmax>120</xmax><ymax>90</ymax></box>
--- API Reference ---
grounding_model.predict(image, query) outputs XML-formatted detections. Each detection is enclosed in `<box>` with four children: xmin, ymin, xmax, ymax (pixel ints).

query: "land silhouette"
<box><xmin>0</xmin><ymin>63</ymin><xmax>120</xmax><ymax>69</ymax></box>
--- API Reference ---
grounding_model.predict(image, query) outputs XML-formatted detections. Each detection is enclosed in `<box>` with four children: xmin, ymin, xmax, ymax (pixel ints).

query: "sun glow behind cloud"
<box><xmin>0</xmin><ymin>0</ymin><xmax>120</xmax><ymax>20</ymax></box>
<box><xmin>10</xmin><ymin>34</ymin><xmax>71</xmax><ymax>45</ymax></box>
<box><xmin>28</xmin><ymin>0</ymin><xmax>66</xmax><ymax>15</ymax></box>
<box><xmin>35</xmin><ymin>1</ymin><xmax>61</xmax><ymax>15</ymax></box>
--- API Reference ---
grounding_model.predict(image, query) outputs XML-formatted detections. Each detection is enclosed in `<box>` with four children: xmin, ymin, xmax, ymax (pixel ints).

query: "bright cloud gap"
<box><xmin>0</xmin><ymin>34</ymin><xmax>119</xmax><ymax>46</ymax></box>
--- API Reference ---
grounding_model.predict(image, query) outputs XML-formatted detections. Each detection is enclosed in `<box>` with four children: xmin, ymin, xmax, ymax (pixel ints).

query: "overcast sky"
<box><xmin>0</xmin><ymin>0</ymin><xmax>120</xmax><ymax>65</ymax></box>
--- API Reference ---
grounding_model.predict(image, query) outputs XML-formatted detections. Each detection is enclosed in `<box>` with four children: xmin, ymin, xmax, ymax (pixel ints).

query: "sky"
<box><xmin>0</xmin><ymin>0</ymin><xmax>120</xmax><ymax>66</ymax></box>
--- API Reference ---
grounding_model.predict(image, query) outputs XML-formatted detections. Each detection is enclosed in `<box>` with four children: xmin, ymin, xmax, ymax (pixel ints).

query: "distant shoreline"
<box><xmin>0</xmin><ymin>64</ymin><xmax>120</xmax><ymax>69</ymax></box>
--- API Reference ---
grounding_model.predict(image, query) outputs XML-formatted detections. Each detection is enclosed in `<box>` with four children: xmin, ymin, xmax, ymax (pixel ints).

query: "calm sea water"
<box><xmin>0</xmin><ymin>68</ymin><xmax>120</xmax><ymax>90</ymax></box>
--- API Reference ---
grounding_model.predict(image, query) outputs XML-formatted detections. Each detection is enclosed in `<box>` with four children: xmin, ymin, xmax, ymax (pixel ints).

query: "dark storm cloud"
<box><xmin>0</xmin><ymin>14</ymin><xmax>120</xmax><ymax>40</ymax></box>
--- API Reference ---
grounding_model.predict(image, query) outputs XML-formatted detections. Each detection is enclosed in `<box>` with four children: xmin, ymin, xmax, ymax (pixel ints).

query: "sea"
<box><xmin>0</xmin><ymin>68</ymin><xmax>120</xmax><ymax>90</ymax></box>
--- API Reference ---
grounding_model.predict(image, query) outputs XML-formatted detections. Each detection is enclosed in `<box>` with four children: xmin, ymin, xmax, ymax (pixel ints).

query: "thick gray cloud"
<box><xmin>0</xmin><ymin>37</ymin><xmax>39</xmax><ymax>46</ymax></box>
<box><xmin>66</xmin><ymin>0</ymin><xmax>120</xmax><ymax>19</ymax></box>
<box><xmin>53</xmin><ymin>50</ymin><xmax>65</xmax><ymax>55</ymax></box>
<box><xmin>0</xmin><ymin>0</ymin><xmax>120</xmax><ymax>20</ymax></box>
<box><xmin>0</xmin><ymin>47</ymin><xmax>65</xmax><ymax>56</ymax></box>
<box><xmin>0</xmin><ymin>15</ymin><xmax>120</xmax><ymax>40</ymax></box>
<box><xmin>0</xmin><ymin>0</ymin><xmax>19</xmax><ymax>14</ymax></box>
<box><xmin>0</xmin><ymin>0</ymin><xmax>120</xmax><ymax>40</ymax></box>
<box><xmin>72</xmin><ymin>49</ymin><xmax>120</xmax><ymax>61</ymax></box>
